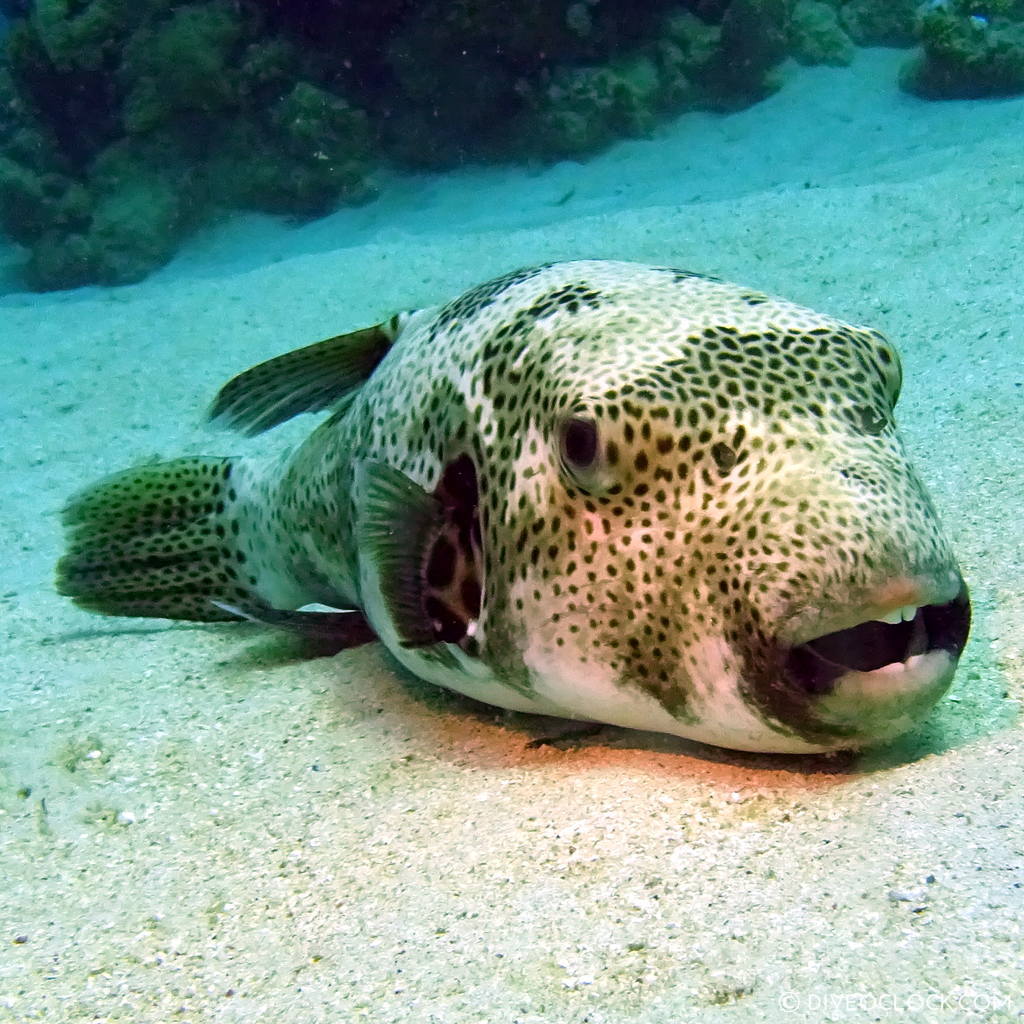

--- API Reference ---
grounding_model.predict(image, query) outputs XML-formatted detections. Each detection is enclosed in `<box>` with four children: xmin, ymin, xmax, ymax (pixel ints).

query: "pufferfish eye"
<box><xmin>559</xmin><ymin>416</ymin><xmax>600</xmax><ymax>473</ymax></box>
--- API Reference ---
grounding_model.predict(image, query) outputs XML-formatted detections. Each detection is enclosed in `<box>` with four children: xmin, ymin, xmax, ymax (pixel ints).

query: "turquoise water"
<box><xmin>1</xmin><ymin>5</ymin><xmax>1022</xmax><ymax>1022</ymax></box>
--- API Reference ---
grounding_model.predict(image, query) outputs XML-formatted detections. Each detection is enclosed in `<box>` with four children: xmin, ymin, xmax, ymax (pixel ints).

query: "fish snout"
<box><xmin>772</xmin><ymin>573</ymin><xmax>971</xmax><ymax>745</ymax></box>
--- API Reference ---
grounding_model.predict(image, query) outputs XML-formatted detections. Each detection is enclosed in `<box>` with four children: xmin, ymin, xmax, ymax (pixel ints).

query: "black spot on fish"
<box><xmin>711</xmin><ymin>442</ymin><xmax>737</xmax><ymax>475</ymax></box>
<box><xmin>433</xmin><ymin>265</ymin><xmax>551</xmax><ymax>334</ymax></box>
<box><xmin>525</xmin><ymin>283</ymin><xmax>603</xmax><ymax>319</ymax></box>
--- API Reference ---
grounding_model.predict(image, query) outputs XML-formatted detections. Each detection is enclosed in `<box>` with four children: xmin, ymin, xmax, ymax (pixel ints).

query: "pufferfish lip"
<box><xmin>784</xmin><ymin>584</ymin><xmax>971</xmax><ymax>696</ymax></box>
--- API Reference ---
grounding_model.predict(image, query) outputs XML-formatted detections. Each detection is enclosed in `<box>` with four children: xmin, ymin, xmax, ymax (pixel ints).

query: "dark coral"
<box><xmin>789</xmin><ymin>1</ymin><xmax>855</xmax><ymax>67</ymax></box>
<box><xmin>0</xmin><ymin>0</ymin><xmax>900</xmax><ymax>290</ymax></box>
<box><xmin>707</xmin><ymin>0</ymin><xmax>794</xmax><ymax>102</ymax></box>
<box><xmin>840</xmin><ymin>0</ymin><xmax>920</xmax><ymax>47</ymax></box>
<box><xmin>901</xmin><ymin>1</ymin><xmax>1024</xmax><ymax>98</ymax></box>
<box><xmin>0</xmin><ymin>0</ymin><xmax>375</xmax><ymax>289</ymax></box>
<box><xmin>346</xmin><ymin>0</ymin><xmax>684</xmax><ymax>166</ymax></box>
<box><xmin>503</xmin><ymin>10</ymin><xmax>721</xmax><ymax>159</ymax></box>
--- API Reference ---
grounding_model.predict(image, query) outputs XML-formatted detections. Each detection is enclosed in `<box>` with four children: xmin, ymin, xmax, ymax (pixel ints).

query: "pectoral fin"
<box><xmin>208</xmin><ymin>315</ymin><xmax>407</xmax><ymax>435</ymax></box>
<box><xmin>355</xmin><ymin>461</ymin><xmax>441</xmax><ymax>650</ymax></box>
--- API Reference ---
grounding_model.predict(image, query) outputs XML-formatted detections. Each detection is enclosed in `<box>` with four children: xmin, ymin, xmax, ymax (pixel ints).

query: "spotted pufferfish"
<box><xmin>57</xmin><ymin>260</ymin><xmax>971</xmax><ymax>754</ymax></box>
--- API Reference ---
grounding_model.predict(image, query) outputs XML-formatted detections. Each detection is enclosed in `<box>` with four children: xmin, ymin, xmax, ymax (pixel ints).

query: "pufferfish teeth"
<box><xmin>876</xmin><ymin>604</ymin><xmax>920</xmax><ymax>625</ymax></box>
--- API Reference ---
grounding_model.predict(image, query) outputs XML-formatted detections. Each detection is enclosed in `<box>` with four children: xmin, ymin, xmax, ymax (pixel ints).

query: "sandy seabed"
<box><xmin>1</xmin><ymin>50</ymin><xmax>1022</xmax><ymax>1023</ymax></box>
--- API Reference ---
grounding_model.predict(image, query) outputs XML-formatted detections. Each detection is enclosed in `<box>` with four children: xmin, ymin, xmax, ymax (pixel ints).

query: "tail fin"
<box><xmin>57</xmin><ymin>457</ymin><xmax>258</xmax><ymax>622</ymax></box>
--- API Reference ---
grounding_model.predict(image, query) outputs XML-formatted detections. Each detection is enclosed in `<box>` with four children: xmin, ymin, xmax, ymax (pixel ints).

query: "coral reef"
<box><xmin>706</xmin><ymin>0</ymin><xmax>793</xmax><ymax>102</ymax></box>
<box><xmin>790</xmin><ymin>0</ymin><xmax>855</xmax><ymax>66</ymax></box>
<box><xmin>901</xmin><ymin>0</ymin><xmax>1024</xmax><ymax>98</ymax></box>
<box><xmin>6</xmin><ymin>0</ymin><xmax>1012</xmax><ymax>289</ymax></box>
<box><xmin>505</xmin><ymin>10</ymin><xmax>720</xmax><ymax>159</ymax></box>
<box><xmin>839</xmin><ymin>0</ymin><xmax>920</xmax><ymax>47</ymax></box>
<box><xmin>118</xmin><ymin>2</ymin><xmax>245</xmax><ymax>134</ymax></box>
<box><xmin>377</xmin><ymin>0</ymin><xmax>685</xmax><ymax>166</ymax></box>
<box><xmin>2</xmin><ymin>0</ymin><xmax>800</xmax><ymax>289</ymax></box>
<box><xmin>0</xmin><ymin>0</ymin><xmax>375</xmax><ymax>289</ymax></box>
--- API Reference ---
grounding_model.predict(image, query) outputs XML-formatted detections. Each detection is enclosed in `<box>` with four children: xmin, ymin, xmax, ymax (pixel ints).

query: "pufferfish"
<box><xmin>56</xmin><ymin>260</ymin><xmax>971</xmax><ymax>754</ymax></box>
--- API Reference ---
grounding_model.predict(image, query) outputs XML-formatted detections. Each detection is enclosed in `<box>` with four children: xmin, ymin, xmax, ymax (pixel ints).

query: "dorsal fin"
<box><xmin>207</xmin><ymin>314</ymin><xmax>405</xmax><ymax>435</ymax></box>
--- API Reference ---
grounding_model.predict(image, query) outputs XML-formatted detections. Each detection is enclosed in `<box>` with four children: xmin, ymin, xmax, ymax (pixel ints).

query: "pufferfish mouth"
<box><xmin>784</xmin><ymin>585</ymin><xmax>971</xmax><ymax>696</ymax></box>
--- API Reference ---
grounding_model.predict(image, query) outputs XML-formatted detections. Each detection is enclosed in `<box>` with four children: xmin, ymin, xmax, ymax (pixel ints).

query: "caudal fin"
<box><xmin>57</xmin><ymin>457</ymin><xmax>257</xmax><ymax>622</ymax></box>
